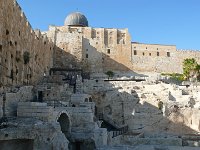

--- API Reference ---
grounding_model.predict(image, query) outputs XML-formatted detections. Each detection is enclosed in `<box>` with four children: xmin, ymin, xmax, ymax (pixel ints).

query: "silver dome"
<box><xmin>64</xmin><ymin>12</ymin><xmax>88</xmax><ymax>27</ymax></box>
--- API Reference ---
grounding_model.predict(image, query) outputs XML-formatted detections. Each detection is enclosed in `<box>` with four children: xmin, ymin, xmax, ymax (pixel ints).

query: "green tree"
<box><xmin>195</xmin><ymin>64</ymin><xmax>200</xmax><ymax>81</ymax></box>
<box><xmin>105</xmin><ymin>71</ymin><xmax>114</xmax><ymax>79</ymax></box>
<box><xmin>183</xmin><ymin>58</ymin><xmax>198</xmax><ymax>80</ymax></box>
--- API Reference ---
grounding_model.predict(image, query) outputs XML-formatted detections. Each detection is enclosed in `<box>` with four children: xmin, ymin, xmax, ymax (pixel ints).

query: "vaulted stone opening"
<box><xmin>57</xmin><ymin>113</ymin><xmax>70</xmax><ymax>138</ymax></box>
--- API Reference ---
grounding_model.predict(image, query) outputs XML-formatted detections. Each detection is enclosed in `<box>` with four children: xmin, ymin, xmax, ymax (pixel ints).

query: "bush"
<box><xmin>158</xmin><ymin>101</ymin><xmax>163</xmax><ymax>110</ymax></box>
<box><xmin>161</xmin><ymin>73</ymin><xmax>184</xmax><ymax>81</ymax></box>
<box><xmin>23</xmin><ymin>51</ymin><xmax>30</xmax><ymax>64</ymax></box>
<box><xmin>105</xmin><ymin>71</ymin><xmax>114</xmax><ymax>79</ymax></box>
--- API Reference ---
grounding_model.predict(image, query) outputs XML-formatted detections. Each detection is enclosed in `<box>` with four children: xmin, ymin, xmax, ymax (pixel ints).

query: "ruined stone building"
<box><xmin>1</xmin><ymin>0</ymin><xmax>200</xmax><ymax>150</ymax></box>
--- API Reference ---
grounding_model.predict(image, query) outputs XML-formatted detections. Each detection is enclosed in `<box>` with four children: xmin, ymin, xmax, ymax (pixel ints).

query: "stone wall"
<box><xmin>45</xmin><ymin>26</ymin><xmax>83</xmax><ymax>69</ymax></box>
<box><xmin>0</xmin><ymin>0</ymin><xmax>53</xmax><ymax>86</ymax></box>
<box><xmin>45</xmin><ymin>26</ymin><xmax>132</xmax><ymax>73</ymax></box>
<box><xmin>36</xmin><ymin>75</ymin><xmax>74</xmax><ymax>104</ymax></box>
<box><xmin>45</xmin><ymin>20</ymin><xmax>200</xmax><ymax>75</ymax></box>
<box><xmin>3</xmin><ymin>0</ymin><xmax>200</xmax><ymax>80</ymax></box>
<box><xmin>17</xmin><ymin>102</ymin><xmax>54</xmax><ymax>121</ymax></box>
<box><xmin>45</xmin><ymin>22</ymin><xmax>200</xmax><ymax>74</ymax></box>
<box><xmin>0</xmin><ymin>117</ymin><xmax>69</xmax><ymax>150</ymax></box>
<box><xmin>0</xmin><ymin>86</ymin><xmax>34</xmax><ymax>117</ymax></box>
<box><xmin>131</xmin><ymin>43</ymin><xmax>200</xmax><ymax>73</ymax></box>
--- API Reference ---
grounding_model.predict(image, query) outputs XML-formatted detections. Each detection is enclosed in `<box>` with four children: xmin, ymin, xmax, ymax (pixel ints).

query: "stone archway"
<box><xmin>56</xmin><ymin>111</ymin><xmax>71</xmax><ymax>138</ymax></box>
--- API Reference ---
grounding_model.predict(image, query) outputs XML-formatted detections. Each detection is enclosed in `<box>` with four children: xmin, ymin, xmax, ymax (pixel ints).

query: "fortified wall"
<box><xmin>44</xmin><ymin>13</ymin><xmax>200</xmax><ymax>75</ymax></box>
<box><xmin>45</xmin><ymin>26</ymin><xmax>132</xmax><ymax>73</ymax></box>
<box><xmin>131</xmin><ymin>43</ymin><xmax>200</xmax><ymax>73</ymax></box>
<box><xmin>0</xmin><ymin>0</ymin><xmax>53</xmax><ymax>86</ymax></box>
<box><xmin>1</xmin><ymin>1</ymin><xmax>200</xmax><ymax>86</ymax></box>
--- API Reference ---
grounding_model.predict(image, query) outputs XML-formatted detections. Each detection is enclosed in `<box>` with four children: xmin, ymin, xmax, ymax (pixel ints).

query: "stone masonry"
<box><xmin>0</xmin><ymin>0</ymin><xmax>53</xmax><ymax>86</ymax></box>
<box><xmin>1</xmin><ymin>0</ymin><xmax>200</xmax><ymax>150</ymax></box>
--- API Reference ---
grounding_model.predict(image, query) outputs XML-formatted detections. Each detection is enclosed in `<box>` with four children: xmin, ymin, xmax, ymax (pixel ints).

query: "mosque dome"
<box><xmin>64</xmin><ymin>12</ymin><xmax>88</xmax><ymax>27</ymax></box>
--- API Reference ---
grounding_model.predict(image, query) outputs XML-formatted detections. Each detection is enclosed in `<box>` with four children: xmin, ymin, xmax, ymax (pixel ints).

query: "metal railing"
<box><xmin>112</xmin><ymin>125</ymin><xmax>128</xmax><ymax>138</ymax></box>
<box><xmin>98</xmin><ymin>113</ymin><xmax>129</xmax><ymax>138</ymax></box>
<box><xmin>98</xmin><ymin>113</ymin><xmax>123</xmax><ymax>129</ymax></box>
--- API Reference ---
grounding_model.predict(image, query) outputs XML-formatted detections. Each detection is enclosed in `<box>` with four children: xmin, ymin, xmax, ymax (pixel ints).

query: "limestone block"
<box><xmin>94</xmin><ymin>128</ymin><xmax>108</xmax><ymax>147</ymax></box>
<box><xmin>18</xmin><ymin>102</ymin><xmax>47</xmax><ymax>107</ymax></box>
<box><xmin>71</xmin><ymin>94</ymin><xmax>91</xmax><ymax>105</ymax></box>
<box><xmin>107</xmin><ymin>132</ymin><xmax>122</xmax><ymax>146</ymax></box>
<box><xmin>17</xmin><ymin>102</ymin><xmax>53</xmax><ymax>122</ymax></box>
<box><xmin>18</xmin><ymin>86</ymin><xmax>34</xmax><ymax>101</ymax></box>
<box><xmin>5</xmin><ymin>93</ymin><xmax>19</xmax><ymax>116</ymax></box>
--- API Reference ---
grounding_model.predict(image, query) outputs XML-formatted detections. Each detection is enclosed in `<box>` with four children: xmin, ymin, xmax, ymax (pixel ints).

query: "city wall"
<box><xmin>131</xmin><ymin>43</ymin><xmax>200</xmax><ymax>73</ymax></box>
<box><xmin>0</xmin><ymin>0</ymin><xmax>53</xmax><ymax>86</ymax></box>
<box><xmin>2</xmin><ymin>0</ymin><xmax>200</xmax><ymax>82</ymax></box>
<box><xmin>46</xmin><ymin>26</ymin><xmax>132</xmax><ymax>73</ymax></box>
<box><xmin>45</xmin><ymin>24</ymin><xmax>200</xmax><ymax>75</ymax></box>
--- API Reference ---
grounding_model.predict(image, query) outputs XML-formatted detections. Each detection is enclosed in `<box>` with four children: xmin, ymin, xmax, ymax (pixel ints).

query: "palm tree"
<box><xmin>183</xmin><ymin>58</ymin><xmax>199</xmax><ymax>81</ymax></box>
<box><xmin>195</xmin><ymin>64</ymin><xmax>200</xmax><ymax>81</ymax></box>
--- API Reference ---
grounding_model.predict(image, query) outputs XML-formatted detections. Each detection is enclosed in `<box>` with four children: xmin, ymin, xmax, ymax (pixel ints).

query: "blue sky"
<box><xmin>17</xmin><ymin>0</ymin><xmax>200</xmax><ymax>50</ymax></box>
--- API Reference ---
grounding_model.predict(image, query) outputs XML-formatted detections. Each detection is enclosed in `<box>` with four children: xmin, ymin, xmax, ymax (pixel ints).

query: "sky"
<box><xmin>16</xmin><ymin>0</ymin><xmax>200</xmax><ymax>50</ymax></box>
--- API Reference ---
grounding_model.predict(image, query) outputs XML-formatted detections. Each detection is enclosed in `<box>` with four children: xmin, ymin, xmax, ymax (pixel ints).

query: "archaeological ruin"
<box><xmin>1</xmin><ymin>0</ymin><xmax>200</xmax><ymax>150</ymax></box>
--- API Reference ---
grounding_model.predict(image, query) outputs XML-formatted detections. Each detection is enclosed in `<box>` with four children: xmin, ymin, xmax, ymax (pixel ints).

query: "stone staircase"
<box><xmin>98</xmin><ymin>113</ymin><xmax>128</xmax><ymax>138</ymax></box>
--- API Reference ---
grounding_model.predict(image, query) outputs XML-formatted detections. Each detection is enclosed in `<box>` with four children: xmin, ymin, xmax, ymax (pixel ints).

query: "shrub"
<box><xmin>161</xmin><ymin>73</ymin><xmax>184</xmax><ymax>81</ymax></box>
<box><xmin>23</xmin><ymin>51</ymin><xmax>30</xmax><ymax>64</ymax></box>
<box><xmin>158</xmin><ymin>101</ymin><xmax>163</xmax><ymax>110</ymax></box>
<box><xmin>105</xmin><ymin>71</ymin><xmax>114</xmax><ymax>79</ymax></box>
